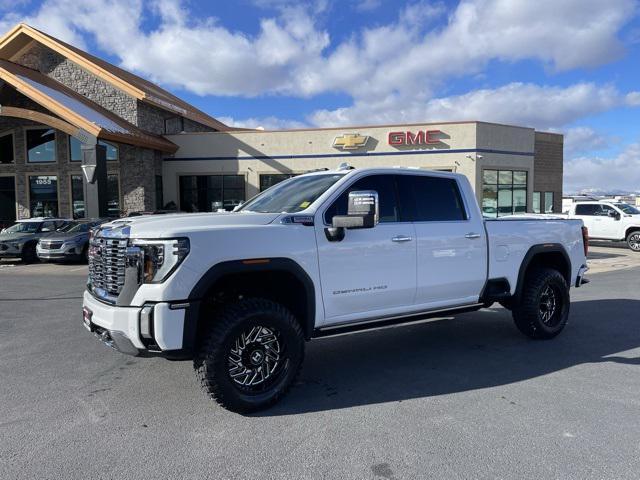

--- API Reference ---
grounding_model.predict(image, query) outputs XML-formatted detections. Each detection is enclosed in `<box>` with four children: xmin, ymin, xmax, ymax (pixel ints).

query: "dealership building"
<box><xmin>0</xmin><ymin>23</ymin><xmax>562</xmax><ymax>227</ymax></box>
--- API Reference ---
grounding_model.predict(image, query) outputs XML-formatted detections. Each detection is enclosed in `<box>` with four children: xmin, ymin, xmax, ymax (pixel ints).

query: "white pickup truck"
<box><xmin>566</xmin><ymin>200</ymin><xmax>640</xmax><ymax>251</ymax></box>
<box><xmin>83</xmin><ymin>167</ymin><xmax>589</xmax><ymax>412</ymax></box>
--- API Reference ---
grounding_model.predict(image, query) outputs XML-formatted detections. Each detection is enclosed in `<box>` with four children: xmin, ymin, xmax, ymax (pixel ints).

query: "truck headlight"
<box><xmin>131</xmin><ymin>238</ymin><xmax>189</xmax><ymax>283</ymax></box>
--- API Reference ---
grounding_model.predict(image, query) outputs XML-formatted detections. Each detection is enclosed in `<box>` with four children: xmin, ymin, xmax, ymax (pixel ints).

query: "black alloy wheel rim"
<box><xmin>629</xmin><ymin>233</ymin><xmax>640</xmax><ymax>251</ymax></box>
<box><xmin>227</xmin><ymin>325</ymin><xmax>287</xmax><ymax>392</ymax></box>
<box><xmin>539</xmin><ymin>284</ymin><xmax>561</xmax><ymax>327</ymax></box>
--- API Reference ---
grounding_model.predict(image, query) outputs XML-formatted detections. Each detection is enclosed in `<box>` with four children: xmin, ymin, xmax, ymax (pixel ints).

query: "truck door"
<box><xmin>397</xmin><ymin>174</ymin><xmax>487</xmax><ymax>308</ymax></box>
<box><xmin>315</xmin><ymin>174</ymin><xmax>417</xmax><ymax>324</ymax></box>
<box><xmin>598</xmin><ymin>204</ymin><xmax>623</xmax><ymax>239</ymax></box>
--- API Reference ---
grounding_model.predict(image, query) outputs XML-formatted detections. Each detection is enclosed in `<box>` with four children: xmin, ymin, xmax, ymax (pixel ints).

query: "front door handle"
<box><xmin>391</xmin><ymin>235</ymin><xmax>413</xmax><ymax>243</ymax></box>
<box><xmin>465</xmin><ymin>232</ymin><xmax>482</xmax><ymax>239</ymax></box>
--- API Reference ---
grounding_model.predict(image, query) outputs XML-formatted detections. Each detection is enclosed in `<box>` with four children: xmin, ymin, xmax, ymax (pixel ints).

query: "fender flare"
<box><xmin>182</xmin><ymin>258</ymin><xmax>316</xmax><ymax>350</ymax></box>
<box><xmin>514</xmin><ymin>244</ymin><xmax>571</xmax><ymax>301</ymax></box>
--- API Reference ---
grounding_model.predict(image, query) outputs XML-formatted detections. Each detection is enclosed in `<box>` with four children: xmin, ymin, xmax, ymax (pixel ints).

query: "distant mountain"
<box><xmin>565</xmin><ymin>188</ymin><xmax>640</xmax><ymax>196</ymax></box>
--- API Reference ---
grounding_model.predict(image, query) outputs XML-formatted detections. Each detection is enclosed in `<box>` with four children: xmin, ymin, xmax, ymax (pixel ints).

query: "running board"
<box><xmin>312</xmin><ymin>303</ymin><xmax>484</xmax><ymax>338</ymax></box>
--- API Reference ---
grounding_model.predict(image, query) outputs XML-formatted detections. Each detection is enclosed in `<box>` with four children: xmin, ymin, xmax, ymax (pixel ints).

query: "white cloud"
<box><xmin>564</xmin><ymin>143</ymin><xmax>640</xmax><ymax>193</ymax></box>
<box><xmin>1</xmin><ymin>0</ymin><xmax>635</xmax><ymax>99</ymax></box>
<box><xmin>355</xmin><ymin>0</ymin><xmax>382</xmax><ymax>12</ymax></box>
<box><xmin>217</xmin><ymin>115</ymin><xmax>307</xmax><ymax>130</ymax></box>
<box><xmin>563</xmin><ymin>127</ymin><xmax>611</xmax><ymax>156</ymax></box>
<box><xmin>309</xmin><ymin>82</ymin><xmax>633</xmax><ymax>129</ymax></box>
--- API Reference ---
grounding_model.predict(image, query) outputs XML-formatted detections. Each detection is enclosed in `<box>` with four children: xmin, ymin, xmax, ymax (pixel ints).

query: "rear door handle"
<box><xmin>391</xmin><ymin>235</ymin><xmax>413</xmax><ymax>243</ymax></box>
<box><xmin>465</xmin><ymin>232</ymin><xmax>482</xmax><ymax>239</ymax></box>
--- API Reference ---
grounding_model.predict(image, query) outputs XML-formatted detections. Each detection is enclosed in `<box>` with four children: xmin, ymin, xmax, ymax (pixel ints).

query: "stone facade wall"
<box><xmin>120</xmin><ymin>145</ymin><xmax>158</xmax><ymax>213</ymax></box>
<box><xmin>3</xmin><ymin>43</ymin><xmax>218</xmax><ymax>219</ymax></box>
<box><xmin>15</xmin><ymin>43</ymin><xmax>139</xmax><ymax>125</ymax></box>
<box><xmin>137</xmin><ymin>101</ymin><xmax>215</xmax><ymax>135</ymax></box>
<box><xmin>533</xmin><ymin>132</ymin><xmax>564</xmax><ymax>213</ymax></box>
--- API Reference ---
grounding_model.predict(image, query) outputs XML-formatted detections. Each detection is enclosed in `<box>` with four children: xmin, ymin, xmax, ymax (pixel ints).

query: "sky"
<box><xmin>1</xmin><ymin>0</ymin><xmax>639</xmax><ymax>193</ymax></box>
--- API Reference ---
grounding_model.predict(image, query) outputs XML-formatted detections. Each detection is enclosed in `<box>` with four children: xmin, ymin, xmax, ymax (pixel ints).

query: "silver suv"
<box><xmin>0</xmin><ymin>218</ymin><xmax>72</xmax><ymax>263</ymax></box>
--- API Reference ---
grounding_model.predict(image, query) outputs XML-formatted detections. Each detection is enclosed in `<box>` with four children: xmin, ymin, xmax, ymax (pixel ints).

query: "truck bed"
<box><xmin>484</xmin><ymin>217</ymin><xmax>586</xmax><ymax>294</ymax></box>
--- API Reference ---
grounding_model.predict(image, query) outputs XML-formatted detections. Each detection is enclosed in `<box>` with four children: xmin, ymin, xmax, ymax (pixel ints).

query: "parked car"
<box><xmin>0</xmin><ymin>218</ymin><xmax>73</xmax><ymax>263</ymax></box>
<box><xmin>83</xmin><ymin>167</ymin><xmax>589</xmax><ymax>412</ymax></box>
<box><xmin>37</xmin><ymin>219</ymin><xmax>108</xmax><ymax>263</ymax></box>
<box><xmin>567</xmin><ymin>200</ymin><xmax>640</xmax><ymax>251</ymax></box>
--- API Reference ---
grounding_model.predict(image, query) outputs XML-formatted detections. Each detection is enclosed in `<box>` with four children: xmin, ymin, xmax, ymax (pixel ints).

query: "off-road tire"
<box><xmin>194</xmin><ymin>298</ymin><xmax>305</xmax><ymax>413</ymax></box>
<box><xmin>21</xmin><ymin>242</ymin><xmax>37</xmax><ymax>263</ymax></box>
<box><xmin>512</xmin><ymin>268</ymin><xmax>569</xmax><ymax>339</ymax></box>
<box><xmin>627</xmin><ymin>230</ymin><xmax>640</xmax><ymax>252</ymax></box>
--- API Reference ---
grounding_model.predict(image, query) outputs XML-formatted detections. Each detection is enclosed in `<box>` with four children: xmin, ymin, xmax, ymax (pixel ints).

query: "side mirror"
<box><xmin>332</xmin><ymin>190</ymin><xmax>379</xmax><ymax>229</ymax></box>
<box><xmin>326</xmin><ymin>191</ymin><xmax>379</xmax><ymax>242</ymax></box>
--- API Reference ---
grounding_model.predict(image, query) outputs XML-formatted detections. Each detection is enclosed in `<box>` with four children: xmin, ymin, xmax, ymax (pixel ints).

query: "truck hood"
<box><xmin>101</xmin><ymin>212</ymin><xmax>282</xmax><ymax>238</ymax></box>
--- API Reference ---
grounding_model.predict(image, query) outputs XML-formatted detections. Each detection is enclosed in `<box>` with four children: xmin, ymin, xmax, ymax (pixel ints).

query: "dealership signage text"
<box><xmin>388</xmin><ymin>130</ymin><xmax>442</xmax><ymax>146</ymax></box>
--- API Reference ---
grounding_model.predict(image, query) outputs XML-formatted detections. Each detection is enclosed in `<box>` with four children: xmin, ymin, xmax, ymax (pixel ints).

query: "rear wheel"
<box><xmin>194</xmin><ymin>298</ymin><xmax>305</xmax><ymax>413</ymax></box>
<box><xmin>627</xmin><ymin>231</ymin><xmax>640</xmax><ymax>252</ymax></box>
<box><xmin>512</xmin><ymin>268</ymin><xmax>569</xmax><ymax>339</ymax></box>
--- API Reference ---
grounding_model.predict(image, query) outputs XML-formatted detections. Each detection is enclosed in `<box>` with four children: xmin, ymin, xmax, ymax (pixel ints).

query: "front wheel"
<box><xmin>627</xmin><ymin>231</ymin><xmax>640</xmax><ymax>252</ymax></box>
<box><xmin>194</xmin><ymin>298</ymin><xmax>305</xmax><ymax>413</ymax></box>
<box><xmin>512</xmin><ymin>268</ymin><xmax>569</xmax><ymax>339</ymax></box>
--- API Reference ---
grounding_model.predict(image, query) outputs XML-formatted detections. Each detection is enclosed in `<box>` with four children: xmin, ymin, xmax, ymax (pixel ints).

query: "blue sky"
<box><xmin>1</xmin><ymin>0</ymin><xmax>639</xmax><ymax>192</ymax></box>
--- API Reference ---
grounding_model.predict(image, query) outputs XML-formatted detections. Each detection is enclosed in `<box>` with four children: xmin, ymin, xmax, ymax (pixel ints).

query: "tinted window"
<box><xmin>575</xmin><ymin>204</ymin><xmax>599</xmax><ymax>215</ymax></box>
<box><xmin>324</xmin><ymin>174</ymin><xmax>399</xmax><ymax>223</ymax></box>
<box><xmin>398</xmin><ymin>175</ymin><xmax>467</xmax><ymax>221</ymax></box>
<box><xmin>0</xmin><ymin>133</ymin><xmax>14</xmax><ymax>164</ymax></box>
<box><xmin>69</xmin><ymin>137</ymin><xmax>118</xmax><ymax>161</ymax></box>
<box><xmin>26</xmin><ymin>129</ymin><xmax>56</xmax><ymax>163</ymax></box>
<box><xmin>181</xmin><ymin>175</ymin><xmax>248</xmax><ymax>212</ymax></box>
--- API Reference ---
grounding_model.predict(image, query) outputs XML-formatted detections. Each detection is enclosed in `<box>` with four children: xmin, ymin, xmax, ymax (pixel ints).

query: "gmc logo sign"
<box><xmin>388</xmin><ymin>130</ymin><xmax>442</xmax><ymax>146</ymax></box>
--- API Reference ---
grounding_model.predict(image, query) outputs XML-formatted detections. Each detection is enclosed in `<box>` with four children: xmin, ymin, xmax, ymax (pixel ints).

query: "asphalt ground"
<box><xmin>0</xmin><ymin>252</ymin><xmax>639</xmax><ymax>479</ymax></box>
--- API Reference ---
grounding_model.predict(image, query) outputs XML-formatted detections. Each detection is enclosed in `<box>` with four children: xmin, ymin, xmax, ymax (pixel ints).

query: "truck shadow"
<box><xmin>256</xmin><ymin>299</ymin><xmax>640</xmax><ymax>416</ymax></box>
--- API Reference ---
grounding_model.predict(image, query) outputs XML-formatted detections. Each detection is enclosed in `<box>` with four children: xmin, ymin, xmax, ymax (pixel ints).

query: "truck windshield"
<box><xmin>239</xmin><ymin>174</ymin><xmax>345</xmax><ymax>213</ymax></box>
<box><xmin>614</xmin><ymin>203</ymin><xmax>640</xmax><ymax>215</ymax></box>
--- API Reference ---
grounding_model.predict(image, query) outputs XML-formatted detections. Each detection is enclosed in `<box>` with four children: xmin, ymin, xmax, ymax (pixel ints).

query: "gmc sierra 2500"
<box><xmin>83</xmin><ymin>167</ymin><xmax>589</xmax><ymax>412</ymax></box>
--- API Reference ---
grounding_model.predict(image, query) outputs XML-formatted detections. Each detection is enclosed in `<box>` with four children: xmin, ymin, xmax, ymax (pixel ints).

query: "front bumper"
<box><xmin>82</xmin><ymin>290</ymin><xmax>189</xmax><ymax>357</ymax></box>
<box><xmin>37</xmin><ymin>243</ymin><xmax>82</xmax><ymax>260</ymax></box>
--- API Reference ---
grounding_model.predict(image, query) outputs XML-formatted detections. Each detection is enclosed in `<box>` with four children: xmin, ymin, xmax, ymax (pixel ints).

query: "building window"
<box><xmin>179</xmin><ymin>175</ymin><xmax>245</xmax><ymax>212</ymax></box>
<box><xmin>70</xmin><ymin>174</ymin><xmax>119</xmax><ymax>218</ymax></box>
<box><xmin>0</xmin><ymin>132</ymin><xmax>14</xmax><ymax>164</ymax></box>
<box><xmin>544</xmin><ymin>192</ymin><xmax>554</xmax><ymax>213</ymax></box>
<box><xmin>0</xmin><ymin>176</ymin><xmax>16</xmax><ymax>227</ymax></box>
<box><xmin>107</xmin><ymin>174</ymin><xmax>121</xmax><ymax>217</ymax></box>
<box><xmin>259</xmin><ymin>173</ymin><xmax>297</xmax><ymax>192</ymax></box>
<box><xmin>29</xmin><ymin>175</ymin><xmax>58</xmax><ymax>217</ymax></box>
<box><xmin>155</xmin><ymin>175</ymin><xmax>163</xmax><ymax>210</ymax></box>
<box><xmin>26</xmin><ymin>129</ymin><xmax>56</xmax><ymax>163</ymax></box>
<box><xmin>70</xmin><ymin>175</ymin><xmax>85</xmax><ymax>219</ymax></box>
<box><xmin>533</xmin><ymin>192</ymin><xmax>541</xmax><ymax>213</ymax></box>
<box><xmin>69</xmin><ymin>136</ymin><xmax>118</xmax><ymax>162</ymax></box>
<box><xmin>482</xmin><ymin>169</ymin><xmax>527</xmax><ymax>217</ymax></box>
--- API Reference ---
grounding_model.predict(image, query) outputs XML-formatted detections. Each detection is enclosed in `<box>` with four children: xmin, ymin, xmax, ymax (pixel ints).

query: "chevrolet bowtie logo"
<box><xmin>333</xmin><ymin>133</ymin><xmax>370</xmax><ymax>150</ymax></box>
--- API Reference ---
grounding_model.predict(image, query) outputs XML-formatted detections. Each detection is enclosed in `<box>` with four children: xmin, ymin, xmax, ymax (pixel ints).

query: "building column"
<box><xmin>81</xmin><ymin>143</ymin><xmax>108</xmax><ymax>218</ymax></box>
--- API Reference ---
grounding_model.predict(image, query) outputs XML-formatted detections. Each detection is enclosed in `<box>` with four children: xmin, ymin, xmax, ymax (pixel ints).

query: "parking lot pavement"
<box><xmin>1</xmin><ymin>258</ymin><xmax>639</xmax><ymax>480</ymax></box>
<box><xmin>587</xmin><ymin>242</ymin><xmax>640</xmax><ymax>274</ymax></box>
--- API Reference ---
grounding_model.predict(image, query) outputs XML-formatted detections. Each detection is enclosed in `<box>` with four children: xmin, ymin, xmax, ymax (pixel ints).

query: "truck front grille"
<box><xmin>88</xmin><ymin>237</ymin><xmax>127</xmax><ymax>297</ymax></box>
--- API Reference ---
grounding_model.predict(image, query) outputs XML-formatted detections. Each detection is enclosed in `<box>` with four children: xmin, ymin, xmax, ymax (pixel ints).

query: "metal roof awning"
<box><xmin>0</xmin><ymin>59</ymin><xmax>178</xmax><ymax>152</ymax></box>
